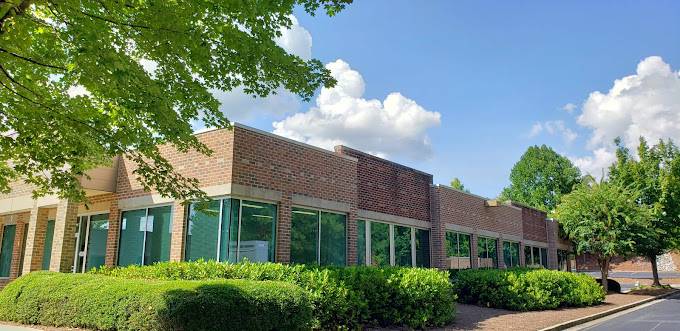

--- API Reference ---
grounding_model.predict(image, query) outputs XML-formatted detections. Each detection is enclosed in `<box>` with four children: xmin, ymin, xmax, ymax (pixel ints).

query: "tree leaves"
<box><xmin>0</xmin><ymin>0</ymin><xmax>350</xmax><ymax>202</ymax></box>
<box><xmin>500</xmin><ymin>145</ymin><xmax>581</xmax><ymax>212</ymax></box>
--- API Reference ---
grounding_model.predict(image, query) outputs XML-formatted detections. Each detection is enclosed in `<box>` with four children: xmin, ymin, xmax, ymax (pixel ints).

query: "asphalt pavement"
<box><xmin>577</xmin><ymin>291</ymin><xmax>680</xmax><ymax>331</ymax></box>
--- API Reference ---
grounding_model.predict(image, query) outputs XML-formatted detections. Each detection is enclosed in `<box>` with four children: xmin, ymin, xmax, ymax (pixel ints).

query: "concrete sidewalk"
<box><xmin>0</xmin><ymin>326</ymin><xmax>40</xmax><ymax>331</ymax></box>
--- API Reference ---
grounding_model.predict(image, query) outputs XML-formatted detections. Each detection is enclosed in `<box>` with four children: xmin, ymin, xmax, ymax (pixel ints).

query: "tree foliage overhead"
<box><xmin>608</xmin><ymin>137</ymin><xmax>680</xmax><ymax>285</ymax></box>
<box><xmin>552</xmin><ymin>177</ymin><xmax>651</xmax><ymax>288</ymax></box>
<box><xmin>0</xmin><ymin>0</ymin><xmax>351</xmax><ymax>202</ymax></box>
<box><xmin>500</xmin><ymin>145</ymin><xmax>581</xmax><ymax>212</ymax></box>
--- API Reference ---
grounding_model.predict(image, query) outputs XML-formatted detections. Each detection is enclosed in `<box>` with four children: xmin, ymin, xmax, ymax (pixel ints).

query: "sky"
<box><xmin>211</xmin><ymin>1</ymin><xmax>680</xmax><ymax>198</ymax></box>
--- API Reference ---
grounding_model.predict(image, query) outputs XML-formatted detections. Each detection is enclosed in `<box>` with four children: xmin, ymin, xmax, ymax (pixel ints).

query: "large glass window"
<box><xmin>118</xmin><ymin>206</ymin><xmax>172</xmax><ymax>266</ymax></box>
<box><xmin>0</xmin><ymin>225</ymin><xmax>16</xmax><ymax>277</ymax></box>
<box><xmin>557</xmin><ymin>250</ymin><xmax>570</xmax><ymax>271</ymax></box>
<box><xmin>503</xmin><ymin>241</ymin><xmax>520</xmax><ymax>268</ymax></box>
<box><xmin>415</xmin><ymin>229</ymin><xmax>430</xmax><ymax>267</ymax></box>
<box><xmin>291</xmin><ymin>207</ymin><xmax>346</xmax><ymax>266</ymax></box>
<box><xmin>540</xmin><ymin>247</ymin><xmax>548</xmax><ymax>268</ymax></box>
<box><xmin>477</xmin><ymin>237</ymin><xmax>497</xmax><ymax>268</ymax></box>
<box><xmin>357</xmin><ymin>220</ymin><xmax>366</xmax><ymax>265</ymax></box>
<box><xmin>394</xmin><ymin>225</ymin><xmax>412</xmax><ymax>267</ymax></box>
<box><xmin>185</xmin><ymin>199</ymin><xmax>277</xmax><ymax>263</ymax></box>
<box><xmin>320</xmin><ymin>212</ymin><xmax>346</xmax><ymax>266</ymax></box>
<box><xmin>291</xmin><ymin>208</ymin><xmax>319</xmax><ymax>264</ymax></box>
<box><xmin>357</xmin><ymin>220</ymin><xmax>429</xmax><ymax>268</ymax></box>
<box><xmin>41</xmin><ymin>220</ymin><xmax>55</xmax><ymax>270</ymax></box>
<box><xmin>446</xmin><ymin>231</ymin><xmax>471</xmax><ymax>269</ymax></box>
<box><xmin>185</xmin><ymin>200</ymin><xmax>221</xmax><ymax>262</ymax></box>
<box><xmin>370</xmin><ymin>222</ymin><xmax>390</xmax><ymax>267</ymax></box>
<box><xmin>525</xmin><ymin>245</ymin><xmax>548</xmax><ymax>268</ymax></box>
<box><xmin>85</xmin><ymin>214</ymin><xmax>109</xmax><ymax>271</ymax></box>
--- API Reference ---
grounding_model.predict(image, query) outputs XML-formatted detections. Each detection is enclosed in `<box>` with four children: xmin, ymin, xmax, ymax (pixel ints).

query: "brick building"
<box><xmin>0</xmin><ymin>124</ymin><xmax>574</xmax><ymax>287</ymax></box>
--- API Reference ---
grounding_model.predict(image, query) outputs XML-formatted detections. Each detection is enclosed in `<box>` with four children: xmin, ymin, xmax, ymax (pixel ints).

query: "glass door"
<box><xmin>73</xmin><ymin>213</ymin><xmax>109</xmax><ymax>273</ymax></box>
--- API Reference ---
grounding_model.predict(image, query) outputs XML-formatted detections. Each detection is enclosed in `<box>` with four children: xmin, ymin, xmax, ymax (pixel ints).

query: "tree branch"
<box><xmin>0</xmin><ymin>47</ymin><xmax>66</xmax><ymax>70</ymax></box>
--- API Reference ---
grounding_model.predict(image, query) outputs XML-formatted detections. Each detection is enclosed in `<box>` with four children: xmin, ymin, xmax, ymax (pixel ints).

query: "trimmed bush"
<box><xmin>92</xmin><ymin>261</ymin><xmax>456</xmax><ymax>329</ymax></box>
<box><xmin>0</xmin><ymin>271</ymin><xmax>312</xmax><ymax>331</ymax></box>
<box><xmin>452</xmin><ymin>268</ymin><xmax>605</xmax><ymax>311</ymax></box>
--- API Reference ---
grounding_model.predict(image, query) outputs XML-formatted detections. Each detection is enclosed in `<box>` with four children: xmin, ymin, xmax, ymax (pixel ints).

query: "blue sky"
<box><xmin>220</xmin><ymin>1</ymin><xmax>680</xmax><ymax>198</ymax></box>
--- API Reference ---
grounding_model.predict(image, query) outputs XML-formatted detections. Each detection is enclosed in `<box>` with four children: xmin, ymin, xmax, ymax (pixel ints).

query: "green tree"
<box><xmin>450</xmin><ymin>177</ymin><xmax>469</xmax><ymax>193</ymax></box>
<box><xmin>501</xmin><ymin>145</ymin><xmax>581</xmax><ymax>212</ymax></box>
<box><xmin>0</xmin><ymin>0</ymin><xmax>350</xmax><ymax>203</ymax></box>
<box><xmin>553</xmin><ymin>177</ymin><xmax>651</xmax><ymax>290</ymax></box>
<box><xmin>609</xmin><ymin>137</ymin><xmax>680</xmax><ymax>286</ymax></box>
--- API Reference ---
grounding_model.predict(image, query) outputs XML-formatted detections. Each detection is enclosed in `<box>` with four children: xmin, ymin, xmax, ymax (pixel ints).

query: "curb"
<box><xmin>538</xmin><ymin>289</ymin><xmax>680</xmax><ymax>331</ymax></box>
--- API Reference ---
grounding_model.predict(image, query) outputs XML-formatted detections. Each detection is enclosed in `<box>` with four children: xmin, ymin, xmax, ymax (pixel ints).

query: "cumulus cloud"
<box><xmin>573</xmin><ymin>56</ymin><xmax>680</xmax><ymax>175</ymax></box>
<box><xmin>192</xmin><ymin>15</ymin><xmax>312</xmax><ymax>127</ymax></box>
<box><xmin>273</xmin><ymin>59</ymin><xmax>441</xmax><ymax>159</ymax></box>
<box><xmin>562</xmin><ymin>103</ymin><xmax>577</xmax><ymax>113</ymax></box>
<box><xmin>274</xmin><ymin>15</ymin><xmax>312</xmax><ymax>61</ymax></box>
<box><xmin>528</xmin><ymin>120</ymin><xmax>578</xmax><ymax>144</ymax></box>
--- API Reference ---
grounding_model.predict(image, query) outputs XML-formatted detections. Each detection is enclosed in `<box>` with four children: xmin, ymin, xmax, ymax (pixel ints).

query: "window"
<box><xmin>394</xmin><ymin>225</ymin><xmax>412</xmax><ymax>267</ymax></box>
<box><xmin>446</xmin><ymin>231</ymin><xmax>471</xmax><ymax>269</ymax></box>
<box><xmin>371</xmin><ymin>221</ymin><xmax>390</xmax><ymax>267</ymax></box>
<box><xmin>415</xmin><ymin>229</ymin><xmax>430</xmax><ymax>267</ymax></box>
<box><xmin>0</xmin><ymin>225</ymin><xmax>16</xmax><ymax>277</ymax></box>
<box><xmin>357</xmin><ymin>220</ymin><xmax>429</xmax><ymax>267</ymax></box>
<box><xmin>185</xmin><ymin>199</ymin><xmax>277</xmax><ymax>263</ymax></box>
<box><xmin>118</xmin><ymin>206</ymin><xmax>172</xmax><ymax>266</ymax></box>
<box><xmin>477</xmin><ymin>237</ymin><xmax>497</xmax><ymax>268</ymax></box>
<box><xmin>41</xmin><ymin>220</ymin><xmax>55</xmax><ymax>270</ymax></box>
<box><xmin>357</xmin><ymin>220</ymin><xmax>366</xmax><ymax>265</ymax></box>
<box><xmin>540</xmin><ymin>247</ymin><xmax>548</xmax><ymax>268</ymax></box>
<box><xmin>525</xmin><ymin>245</ymin><xmax>548</xmax><ymax>268</ymax></box>
<box><xmin>291</xmin><ymin>207</ymin><xmax>346</xmax><ymax>266</ymax></box>
<box><xmin>503</xmin><ymin>241</ymin><xmax>520</xmax><ymax>268</ymax></box>
<box><xmin>557</xmin><ymin>250</ymin><xmax>570</xmax><ymax>271</ymax></box>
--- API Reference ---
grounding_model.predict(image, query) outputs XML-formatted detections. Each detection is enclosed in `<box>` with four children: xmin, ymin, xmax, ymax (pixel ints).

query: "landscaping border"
<box><xmin>539</xmin><ymin>289</ymin><xmax>680</xmax><ymax>331</ymax></box>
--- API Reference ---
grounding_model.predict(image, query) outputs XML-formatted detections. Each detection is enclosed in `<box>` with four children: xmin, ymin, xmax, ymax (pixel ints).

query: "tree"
<box><xmin>450</xmin><ymin>177</ymin><xmax>469</xmax><ymax>193</ymax></box>
<box><xmin>608</xmin><ymin>137</ymin><xmax>680</xmax><ymax>286</ymax></box>
<box><xmin>500</xmin><ymin>145</ymin><xmax>581</xmax><ymax>212</ymax></box>
<box><xmin>553</xmin><ymin>177</ymin><xmax>651</xmax><ymax>290</ymax></box>
<box><xmin>0</xmin><ymin>0</ymin><xmax>351</xmax><ymax>203</ymax></box>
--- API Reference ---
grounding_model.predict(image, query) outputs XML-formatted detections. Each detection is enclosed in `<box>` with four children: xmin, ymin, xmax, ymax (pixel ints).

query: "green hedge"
<box><xmin>452</xmin><ymin>268</ymin><xmax>605</xmax><ymax>310</ymax></box>
<box><xmin>92</xmin><ymin>261</ymin><xmax>456</xmax><ymax>329</ymax></box>
<box><xmin>0</xmin><ymin>271</ymin><xmax>312</xmax><ymax>331</ymax></box>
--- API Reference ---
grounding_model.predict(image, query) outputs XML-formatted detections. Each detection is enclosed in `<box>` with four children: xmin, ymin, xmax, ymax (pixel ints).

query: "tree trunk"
<box><xmin>650</xmin><ymin>254</ymin><xmax>662</xmax><ymax>287</ymax></box>
<box><xmin>599</xmin><ymin>258</ymin><xmax>609</xmax><ymax>292</ymax></box>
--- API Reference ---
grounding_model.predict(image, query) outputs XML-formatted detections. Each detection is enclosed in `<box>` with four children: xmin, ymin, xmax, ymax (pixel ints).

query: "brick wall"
<box><xmin>435</xmin><ymin>187</ymin><xmax>523</xmax><ymax>236</ymax></box>
<box><xmin>430</xmin><ymin>186</ymin><xmax>523</xmax><ymax>268</ymax></box>
<box><xmin>232</xmin><ymin>126</ymin><xmax>358</xmax><ymax>264</ymax></box>
<box><xmin>116</xmin><ymin>128</ymin><xmax>234</xmax><ymax>200</ymax></box>
<box><xmin>519</xmin><ymin>206</ymin><xmax>548</xmax><ymax>242</ymax></box>
<box><xmin>335</xmin><ymin>146</ymin><xmax>432</xmax><ymax>222</ymax></box>
<box><xmin>577</xmin><ymin>251</ymin><xmax>680</xmax><ymax>272</ymax></box>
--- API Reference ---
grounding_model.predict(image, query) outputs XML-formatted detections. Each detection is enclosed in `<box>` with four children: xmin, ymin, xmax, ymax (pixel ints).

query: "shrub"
<box><xmin>92</xmin><ymin>261</ymin><xmax>456</xmax><ymax>329</ymax></box>
<box><xmin>0</xmin><ymin>271</ymin><xmax>312</xmax><ymax>331</ymax></box>
<box><xmin>452</xmin><ymin>268</ymin><xmax>605</xmax><ymax>310</ymax></box>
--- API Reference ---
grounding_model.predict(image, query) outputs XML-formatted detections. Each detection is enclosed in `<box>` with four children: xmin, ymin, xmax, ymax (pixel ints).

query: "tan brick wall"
<box><xmin>577</xmin><ymin>251</ymin><xmax>680</xmax><ymax>272</ymax></box>
<box><xmin>22</xmin><ymin>207</ymin><xmax>51</xmax><ymax>274</ymax></box>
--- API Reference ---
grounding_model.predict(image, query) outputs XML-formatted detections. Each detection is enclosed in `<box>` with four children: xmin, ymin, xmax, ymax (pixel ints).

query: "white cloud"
<box><xmin>571</xmin><ymin>56</ymin><xmax>680</xmax><ymax>175</ymax></box>
<box><xmin>192</xmin><ymin>15</ymin><xmax>312</xmax><ymax>128</ymax></box>
<box><xmin>273</xmin><ymin>59</ymin><xmax>441</xmax><ymax>159</ymax></box>
<box><xmin>570</xmin><ymin>148</ymin><xmax>616</xmax><ymax>178</ymax></box>
<box><xmin>528</xmin><ymin>120</ymin><xmax>578</xmax><ymax>144</ymax></box>
<box><xmin>562</xmin><ymin>103</ymin><xmax>577</xmax><ymax>113</ymax></box>
<box><xmin>275</xmin><ymin>15</ymin><xmax>312</xmax><ymax>61</ymax></box>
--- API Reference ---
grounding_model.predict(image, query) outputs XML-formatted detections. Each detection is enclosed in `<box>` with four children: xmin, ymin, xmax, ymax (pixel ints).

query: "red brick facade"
<box><xmin>1</xmin><ymin>124</ymin><xmax>573</xmax><ymax>288</ymax></box>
